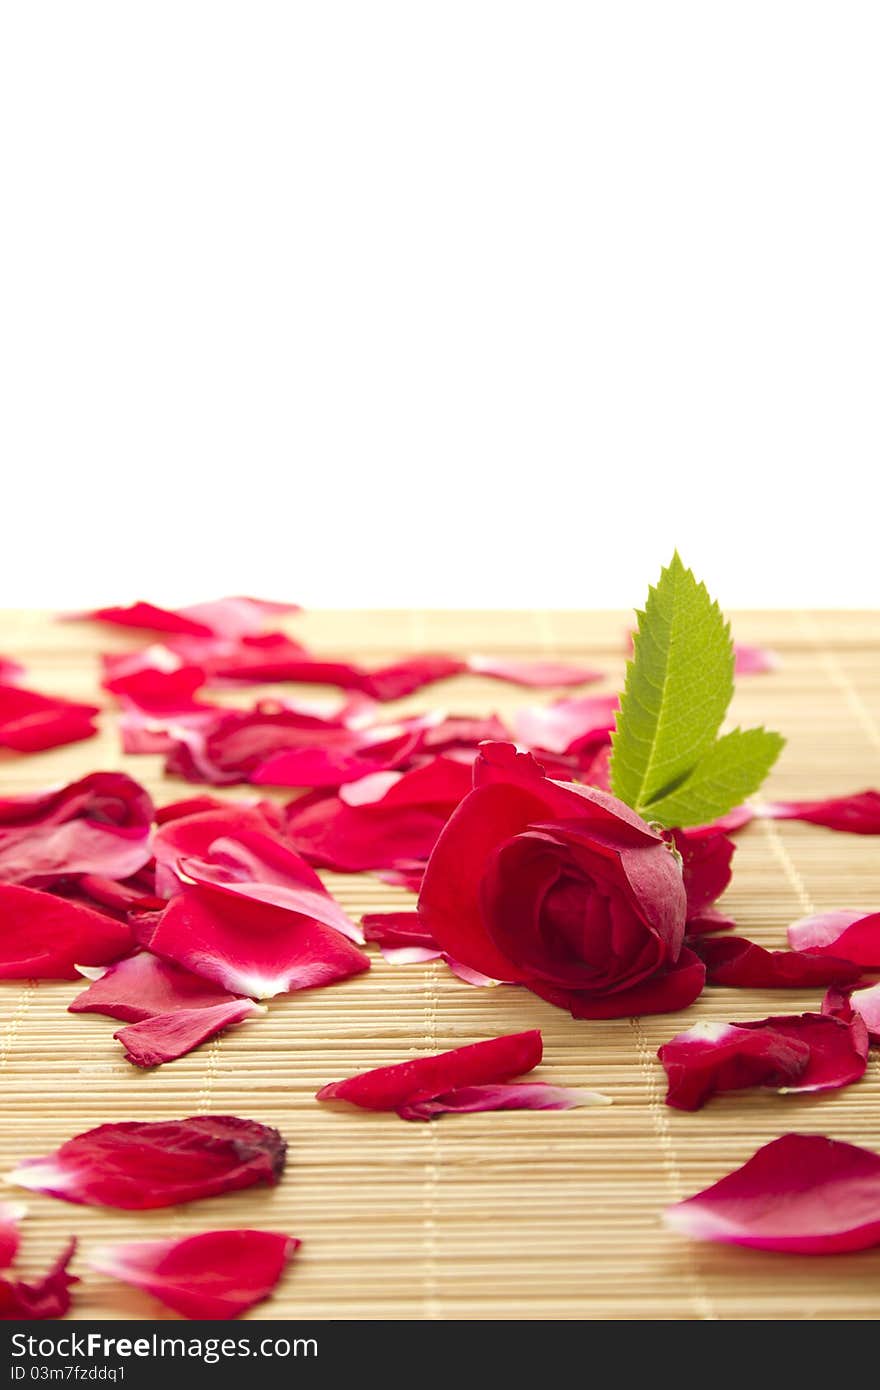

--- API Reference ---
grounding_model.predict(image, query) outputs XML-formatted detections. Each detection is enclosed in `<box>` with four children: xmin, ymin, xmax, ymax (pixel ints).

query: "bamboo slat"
<box><xmin>0</xmin><ymin>608</ymin><xmax>878</xmax><ymax>1320</ymax></box>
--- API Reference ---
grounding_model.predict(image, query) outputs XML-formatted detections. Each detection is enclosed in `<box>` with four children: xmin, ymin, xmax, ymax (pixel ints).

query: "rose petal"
<box><xmin>317</xmin><ymin>1030</ymin><xmax>543</xmax><ymax>1111</ymax></box>
<box><xmin>0</xmin><ymin>657</ymin><xmax>25</xmax><ymax>684</ymax></box>
<box><xmin>658</xmin><ymin>1021</ymin><xmax>811</xmax><ymax>1111</ymax></box>
<box><xmin>513</xmin><ymin>694</ymin><xmax>618</xmax><ymax>757</ymax></box>
<box><xmin>824</xmin><ymin>981</ymin><xmax>880</xmax><ymax>1043</ymax></box>
<box><xmin>0</xmin><ymin>1237</ymin><xmax>77</xmax><ymax>1320</ymax></box>
<box><xmin>287</xmin><ymin>756</ymin><xmax>472</xmax><ymax>874</ymax></box>
<box><xmin>761</xmin><ymin>790</ymin><xmax>880</xmax><ymax>834</ymax></box>
<box><xmin>670</xmin><ymin>827</ymin><xmax>735</xmax><ymax>933</ymax></box>
<box><xmin>788</xmin><ymin>910</ymin><xmax>880</xmax><ymax>965</ymax></box>
<box><xmin>0</xmin><ymin>884</ymin><xmax>133</xmax><ymax>978</ymax></box>
<box><xmin>0</xmin><ymin>772</ymin><xmax>153</xmax><ymax>885</ymax></box>
<box><xmin>358</xmin><ymin>655</ymin><xmax>468</xmax><ymax>700</ymax></box>
<box><xmin>69</xmin><ymin>952</ymin><xmax>244</xmax><ymax>1021</ymax></box>
<box><xmin>397</xmin><ymin>1083</ymin><xmax>610</xmax><ymax>1121</ymax></box>
<box><xmin>361</xmin><ymin>910</ymin><xmax>502</xmax><ymax>986</ymax></box>
<box><xmin>734</xmin><ymin>643</ymin><xmax>780</xmax><ymax>675</ymax></box>
<box><xmin>89</xmin><ymin>1230</ymin><xmax>299</xmax><ymax>1320</ymax></box>
<box><xmin>0</xmin><ymin>1201</ymin><xmax>26</xmax><ymax>1269</ymax></box>
<box><xmin>692</xmin><ymin>935</ymin><xmax>863</xmax><ymax>988</ymax></box>
<box><xmin>740</xmin><ymin>1013</ymin><xmax>868</xmax><ymax>1094</ymax></box>
<box><xmin>8</xmin><ymin>1116</ymin><xmax>286</xmax><ymax>1209</ymax></box>
<box><xmin>0</xmin><ymin>684</ymin><xmax>99</xmax><ymax>752</ymax></box>
<box><xmin>136</xmin><ymin>883</ymin><xmax>370</xmax><ymax>998</ymax></box>
<box><xmin>177</xmin><ymin>596</ymin><xmax>300</xmax><ymax>639</ymax></box>
<box><xmin>114</xmin><ymin>999</ymin><xmax>264</xmax><ymax>1067</ymax></box>
<box><xmin>69</xmin><ymin>601</ymin><xmax>216</xmax><ymax>637</ymax></box>
<box><xmin>153</xmin><ymin>805</ymin><xmax>361</xmax><ymax>942</ymax></box>
<box><xmin>679</xmin><ymin>806</ymin><xmax>755</xmax><ymax>839</ymax></box>
<box><xmin>664</xmin><ymin>1133</ymin><xmax>880</xmax><ymax>1253</ymax></box>
<box><xmin>468</xmin><ymin>657</ymin><xmax>603</xmax><ymax>688</ymax></box>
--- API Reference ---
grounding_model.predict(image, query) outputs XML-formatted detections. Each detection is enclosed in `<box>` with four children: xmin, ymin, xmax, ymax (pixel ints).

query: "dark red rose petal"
<box><xmin>0</xmin><ymin>684</ymin><xmax>99</xmax><ymax>752</ymax></box>
<box><xmin>824</xmin><ymin>981</ymin><xmax>880</xmax><ymax>1043</ymax></box>
<box><xmin>665</xmin><ymin>1133</ymin><xmax>880</xmax><ymax>1253</ymax></box>
<box><xmin>737</xmin><ymin>1012</ymin><xmax>868</xmax><ymax>1094</ymax></box>
<box><xmin>89</xmin><ymin>1230</ymin><xmax>299</xmax><ymax>1320</ymax></box>
<box><xmin>317</xmin><ymin>1030</ymin><xmax>543</xmax><ymax>1112</ymax></box>
<box><xmin>761</xmin><ymin>790</ymin><xmax>880</xmax><ymax>834</ymax></box>
<box><xmin>357</xmin><ymin>655</ymin><xmax>468</xmax><ymax>700</ymax></box>
<box><xmin>0</xmin><ymin>772</ymin><xmax>153</xmax><ymax>885</ymax></box>
<box><xmin>136</xmin><ymin>883</ymin><xmax>369</xmax><ymax>998</ymax></box>
<box><xmin>70</xmin><ymin>601</ymin><xmax>216</xmax><ymax>637</ymax></box>
<box><xmin>532</xmin><ymin>947</ymin><xmax>706</xmax><ymax>1020</ymax></box>
<box><xmin>70</xmin><ymin>951</ymin><xmax>244</xmax><ymax>1021</ymax></box>
<box><xmin>0</xmin><ymin>884</ymin><xmax>133</xmax><ymax>978</ymax></box>
<box><xmin>788</xmin><ymin>910</ymin><xmax>880</xmax><ymax>966</ymax></box>
<box><xmin>670</xmin><ymin>827</ymin><xmax>736</xmax><ymax>934</ymax></box>
<box><xmin>0</xmin><ymin>1238</ymin><xmax>77</xmax><ymax>1320</ymax></box>
<box><xmin>9</xmin><ymin>1116</ymin><xmax>286</xmax><ymax>1209</ymax></box>
<box><xmin>693</xmin><ymin>935</ymin><xmax>863</xmax><ymax>988</ymax></box>
<box><xmin>361</xmin><ymin>910</ymin><xmax>502</xmax><ymax>986</ymax></box>
<box><xmin>114</xmin><ymin>998</ymin><xmax>264</xmax><ymax>1067</ymax></box>
<box><xmin>397</xmin><ymin>1082</ymin><xmax>609</xmax><ymax>1121</ymax></box>
<box><xmin>658</xmin><ymin>1021</ymin><xmax>810</xmax><ymax>1111</ymax></box>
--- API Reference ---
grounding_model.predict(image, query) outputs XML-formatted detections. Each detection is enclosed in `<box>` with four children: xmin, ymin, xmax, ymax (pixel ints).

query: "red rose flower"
<box><xmin>418</xmin><ymin>743</ymin><xmax>701</xmax><ymax>1019</ymax></box>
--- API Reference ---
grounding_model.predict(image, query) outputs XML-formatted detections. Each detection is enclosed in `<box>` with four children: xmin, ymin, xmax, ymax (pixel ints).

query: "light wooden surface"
<box><xmin>1</xmin><ymin>608</ymin><xmax>879</xmax><ymax>1321</ymax></box>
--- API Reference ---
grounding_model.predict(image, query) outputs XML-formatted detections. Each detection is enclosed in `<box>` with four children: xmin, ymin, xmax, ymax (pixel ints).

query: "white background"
<box><xmin>1</xmin><ymin>3</ymin><xmax>877</xmax><ymax>610</ymax></box>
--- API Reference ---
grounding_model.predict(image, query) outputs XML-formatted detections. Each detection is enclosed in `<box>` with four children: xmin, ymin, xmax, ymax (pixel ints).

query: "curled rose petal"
<box><xmin>0</xmin><ymin>1201</ymin><xmax>26</xmax><ymax>1268</ymax></box>
<box><xmin>740</xmin><ymin>1013</ymin><xmax>868</xmax><ymax>1095</ymax></box>
<box><xmin>824</xmin><ymin>981</ymin><xmax>880</xmax><ymax>1043</ymax></box>
<box><xmin>114</xmin><ymin>999</ymin><xmax>265</xmax><ymax>1067</ymax></box>
<box><xmin>152</xmin><ymin>804</ymin><xmax>361</xmax><ymax>941</ymax></box>
<box><xmin>0</xmin><ymin>884</ymin><xmax>133</xmax><ymax>978</ymax></box>
<box><xmin>664</xmin><ymin>1133</ymin><xmax>880</xmax><ymax>1253</ymax></box>
<box><xmin>787</xmin><ymin>910</ymin><xmax>880</xmax><ymax>966</ymax></box>
<box><xmin>317</xmin><ymin>1030</ymin><xmax>544</xmax><ymax>1112</ymax></box>
<box><xmin>89</xmin><ymin>1230</ymin><xmax>299</xmax><ymax>1320</ymax></box>
<box><xmin>760</xmin><ymin>790</ymin><xmax>880</xmax><ymax>834</ymax></box>
<box><xmin>69</xmin><ymin>952</ymin><xmax>244</xmax><ymax>1022</ymax></box>
<box><xmin>136</xmin><ymin>883</ymin><xmax>370</xmax><ymax>998</ymax></box>
<box><xmin>287</xmin><ymin>756</ymin><xmax>472</xmax><ymax>875</ymax></box>
<box><xmin>468</xmin><ymin>656</ymin><xmax>603</xmax><ymax>688</ymax></box>
<box><xmin>0</xmin><ymin>772</ymin><xmax>153</xmax><ymax>885</ymax></box>
<box><xmin>658</xmin><ymin>1021</ymin><xmax>811</xmax><ymax>1111</ymax></box>
<box><xmin>8</xmin><ymin>1116</ymin><xmax>286</xmax><ymax>1209</ymax></box>
<box><xmin>0</xmin><ymin>684</ymin><xmax>99</xmax><ymax>753</ymax></box>
<box><xmin>0</xmin><ymin>1237</ymin><xmax>77</xmax><ymax>1320</ymax></box>
<box><xmin>397</xmin><ymin>1083</ymin><xmax>611</xmax><ymax>1121</ymax></box>
<box><xmin>692</xmin><ymin>935</ymin><xmax>863</xmax><ymax>989</ymax></box>
<box><xmin>734</xmin><ymin>643</ymin><xmax>780</xmax><ymax>675</ymax></box>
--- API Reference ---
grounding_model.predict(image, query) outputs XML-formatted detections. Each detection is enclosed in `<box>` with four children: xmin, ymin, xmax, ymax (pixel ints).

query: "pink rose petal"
<box><xmin>761</xmin><ymin>790</ymin><xmax>880</xmax><ymax>834</ymax></box>
<box><xmin>824</xmin><ymin>981</ymin><xmax>880</xmax><ymax>1043</ymax></box>
<box><xmin>136</xmin><ymin>883</ymin><xmax>370</xmax><ymax>998</ymax></box>
<box><xmin>89</xmin><ymin>1230</ymin><xmax>299</xmax><ymax>1320</ymax></box>
<box><xmin>513</xmin><ymin>694</ymin><xmax>618</xmax><ymax>757</ymax></box>
<box><xmin>114</xmin><ymin>998</ymin><xmax>264</xmax><ymax>1067</ymax></box>
<box><xmin>69</xmin><ymin>952</ymin><xmax>244</xmax><ymax>1022</ymax></box>
<box><xmin>0</xmin><ymin>772</ymin><xmax>153</xmax><ymax>885</ymax></box>
<box><xmin>788</xmin><ymin>909</ymin><xmax>880</xmax><ymax>966</ymax></box>
<box><xmin>468</xmin><ymin>656</ymin><xmax>603</xmax><ymax>688</ymax></box>
<box><xmin>734</xmin><ymin>643</ymin><xmax>780</xmax><ymax>675</ymax></box>
<box><xmin>397</xmin><ymin>1083</ymin><xmax>610</xmax><ymax>1121</ymax></box>
<box><xmin>0</xmin><ymin>1201</ymin><xmax>26</xmax><ymax>1269</ymax></box>
<box><xmin>664</xmin><ymin>1133</ymin><xmax>880</xmax><ymax>1253</ymax></box>
<box><xmin>8</xmin><ymin>1116</ymin><xmax>286</xmax><ymax>1210</ymax></box>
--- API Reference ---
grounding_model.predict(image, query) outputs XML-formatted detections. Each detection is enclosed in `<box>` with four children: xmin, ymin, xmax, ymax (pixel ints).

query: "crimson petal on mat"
<box><xmin>69</xmin><ymin>952</ymin><xmax>245</xmax><ymax>1022</ymax></box>
<box><xmin>787</xmin><ymin>910</ymin><xmax>880</xmax><ymax>966</ymax></box>
<box><xmin>89</xmin><ymin>1230</ymin><xmax>299</xmax><ymax>1320</ymax></box>
<box><xmin>136</xmin><ymin>883</ymin><xmax>369</xmax><ymax>998</ymax></box>
<box><xmin>397</xmin><ymin>1083</ymin><xmax>610</xmax><ymax>1121</ymax></box>
<box><xmin>664</xmin><ymin>1133</ymin><xmax>880</xmax><ymax>1253</ymax></box>
<box><xmin>0</xmin><ymin>772</ymin><xmax>153</xmax><ymax>885</ymax></box>
<box><xmin>0</xmin><ymin>884</ymin><xmax>133</xmax><ymax>978</ymax></box>
<box><xmin>0</xmin><ymin>1238</ymin><xmax>77</xmax><ymax>1319</ymax></box>
<box><xmin>317</xmin><ymin>1030</ymin><xmax>545</xmax><ymax>1114</ymax></box>
<box><xmin>114</xmin><ymin>999</ymin><xmax>264</xmax><ymax>1067</ymax></box>
<box><xmin>0</xmin><ymin>684</ymin><xmax>99</xmax><ymax>753</ymax></box>
<box><xmin>824</xmin><ymin>981</ymin><xmax>880</xmax><ymax>1043</ymax></box>
<box><xmin>760</xmin><ymin>790</ymin><xmax>880</xmax><ymax>834</ymax></box>
<box><xmin>0</xmin><ymin>1202</ymin><xmax>26</xmax><ymax>1268</ymax></box>
<box><xmin>692</xmin><ymin>935</ymin><xmax>863</xmax><ymax>988</ymax></box>
<box><xmin>8</xmin><ymin>1116</ymin><xmax>286</xmax><ymax>1209</ymax></box>
<box><xmin>658</xmin><ymin>1021</ymin><xmax>811</xmax><ymax>1111</ymax></box>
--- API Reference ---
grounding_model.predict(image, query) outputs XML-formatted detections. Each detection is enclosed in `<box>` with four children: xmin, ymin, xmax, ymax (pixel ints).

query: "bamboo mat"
<box><xmin>1</xmin><ymin>608</ymin><xmax>879</xmax><ymax>1322</ymax></box>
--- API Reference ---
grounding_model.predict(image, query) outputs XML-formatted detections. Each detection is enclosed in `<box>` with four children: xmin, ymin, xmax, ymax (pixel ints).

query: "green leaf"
<box><xmin>610</xmin><ymin>552</ymin><xmax>734</xmax><ymax>811</ymax></box>
<box><xmin>641</xmin><ymin>727</ymin><xmax>785</xmax><ymax>828</ymax></box>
